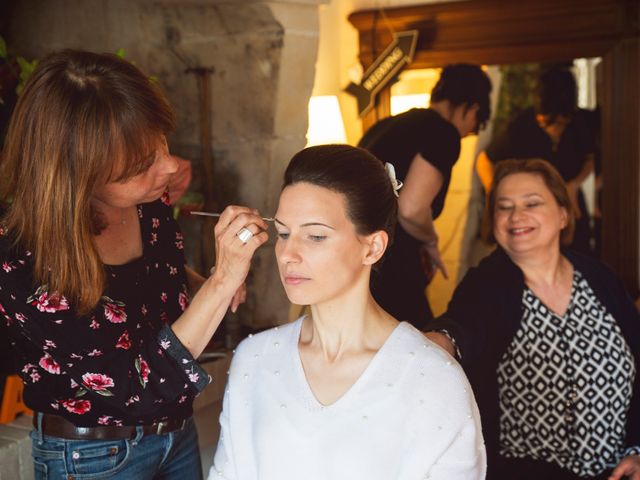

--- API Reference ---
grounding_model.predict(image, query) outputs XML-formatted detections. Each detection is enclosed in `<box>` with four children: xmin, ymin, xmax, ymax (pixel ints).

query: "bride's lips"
<box><xmin>283</xmin><ymin>275</ymin><xmax>309</xmax><ymax>285</ymax></box>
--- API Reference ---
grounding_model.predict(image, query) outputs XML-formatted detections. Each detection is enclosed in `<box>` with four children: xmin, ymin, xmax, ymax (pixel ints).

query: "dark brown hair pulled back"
<box><xmin>283</xmin><ymin>144</ymin><xmax>397</xmax><ymax>257</ymax></box>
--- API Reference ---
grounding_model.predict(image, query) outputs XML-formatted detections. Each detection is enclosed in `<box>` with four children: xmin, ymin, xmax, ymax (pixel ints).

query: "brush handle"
<box><xmin>190</xmin><ymin>211</ymin><xmax>275</xmax><ymax>222</ymax></box>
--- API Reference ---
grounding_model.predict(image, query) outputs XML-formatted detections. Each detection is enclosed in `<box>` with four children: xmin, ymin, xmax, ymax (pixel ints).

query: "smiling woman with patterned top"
<box><xmin>429</xmin><ymin>158</ymin><xmax>640</xmax><ymax>480</ymax></box>
<box><xmin>0</xmin><ymin>50</ymin><xmax>268</xmax><ymax>479</ymax></box>
<box><xmin>208</xmin><ymin>145</ymin><xmax>486</xmax><ymax>480</ymax></box>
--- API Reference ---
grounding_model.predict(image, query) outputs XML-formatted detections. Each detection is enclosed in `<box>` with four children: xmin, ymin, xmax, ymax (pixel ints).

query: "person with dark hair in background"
<box><xmin>358</xmin><ymin>64</ymin><xmax>492</xmax><ymax>329</ymax></box>
<box><xmin>0</xmin><ymin>50</ymin><xmax>268</xmax><ymax>479</ymax></box>
<box><xmin>209</xmin><ymin>145</ymin><xmax>486</xmax><ymax>480</ymax></box>
<box><xmin>429</xmin><ymin>159</ymin><xmax>640</xmax><ymax>480</ymax></box>
<box><xmin>476</xmin><ymin>66</ymin><xmax>596</xmax><ymax>255</ymax></box>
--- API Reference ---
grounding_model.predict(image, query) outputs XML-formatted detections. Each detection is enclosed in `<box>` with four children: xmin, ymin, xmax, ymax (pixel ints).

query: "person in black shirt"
<box><xmin>358</xmin><ymin>64</ymin><xmax>492</xmax><ymax>329</ymax></box>
<box><xmin>476</xmin><ymin>66</ymin><xmax>595</xmax><ymax>254</ymax></box>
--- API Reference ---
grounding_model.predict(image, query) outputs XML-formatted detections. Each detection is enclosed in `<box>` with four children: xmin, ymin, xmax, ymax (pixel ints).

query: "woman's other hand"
<box><xmin>211</xmin><ymin>206</ymin><xmax>269</xmax><ymax>296</ymax></box>
<box><xmin>609</xmin><ymin>455</ymin><xmax>640</xmax><ymax>480</ymax></box>
<box><xmin>230</xmin><ymin>282</ymin><xmax>247</xmax><ymax>313</ymax></box>
<box><xmin>424</xmin><ymin>331</ymin><xmax>456</xmax><ymax>357</ymax></box>
<box><xmin>167</xmin><ymin>156</ymin><xmax>193</xmax><ymax>205</ymax></box>
<box><xmin>420</xmin><ymin>240</ymin><xmax>449</xmax><ymax>282</ymax></box>
<box><xmin>565</xmin><ymin>179</ymin><xmax>582</xmax><ymax>220</ymax></box>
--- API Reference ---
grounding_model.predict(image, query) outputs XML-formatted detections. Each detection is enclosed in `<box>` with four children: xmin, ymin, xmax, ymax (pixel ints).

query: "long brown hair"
<box><xmin>0</xmin><ymin>50</ymin><xmax>175</xmax><ymax>315</ymax></box>
<box><xmin>482</xmin><ymin>158</ymin><xmax>576</xmax><ymax>245</ymax></box>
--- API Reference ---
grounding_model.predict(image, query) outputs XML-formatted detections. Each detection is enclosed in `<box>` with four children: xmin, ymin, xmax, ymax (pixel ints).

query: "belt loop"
<box><xmin>131</xmin><ymin>425</ymin><xmax>144</xmax><ymax>446</ymax></box>
<box><xmin>36</xmin><ymin>412</ymin><xmax>44</xmax><ymax>445</ymax></box>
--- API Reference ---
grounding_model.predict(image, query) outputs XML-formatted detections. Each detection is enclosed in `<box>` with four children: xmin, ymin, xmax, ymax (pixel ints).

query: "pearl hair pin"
<box><xmin>385</xmin><ymin>162</ymin><xmax>403</xmax><ymax>197</ymax></box>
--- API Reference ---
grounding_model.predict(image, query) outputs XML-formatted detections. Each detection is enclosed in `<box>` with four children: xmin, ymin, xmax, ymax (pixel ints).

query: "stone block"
<box><xmin>0</xmin><ymin>437</ymin><xmax>20</xmax><ymax>480</ymax></box>
<box><xmin>0</xmin><ymin>418</ymin><xmax>34</xmax><ymax>480</ymax></box>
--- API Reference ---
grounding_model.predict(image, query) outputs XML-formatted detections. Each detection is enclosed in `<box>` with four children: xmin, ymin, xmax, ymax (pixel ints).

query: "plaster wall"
<box><xmin>5</xmin><ymin>0</ymin><xmax>326</xmax><ymax>331</ymax></box>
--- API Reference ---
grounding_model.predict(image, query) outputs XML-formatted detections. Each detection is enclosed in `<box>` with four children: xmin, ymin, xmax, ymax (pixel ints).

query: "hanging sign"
<box><xmin>345</xmin><ymin>30</ymin><xmax>418</xmax><ymax>117</ymax></box>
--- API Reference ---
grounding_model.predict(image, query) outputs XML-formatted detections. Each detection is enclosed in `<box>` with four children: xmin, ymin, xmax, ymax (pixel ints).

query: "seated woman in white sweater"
<box><xmin>208</xmin><ymin>145</ymin><xmax>486</xmax><ymax>480</ymax></box>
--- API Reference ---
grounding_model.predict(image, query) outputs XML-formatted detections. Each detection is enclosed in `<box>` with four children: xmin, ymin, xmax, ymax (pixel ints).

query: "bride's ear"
<box><xmin>363</xmin><ymin>231</ymin><xmax>388</xmax><ymax>265</ymax></box>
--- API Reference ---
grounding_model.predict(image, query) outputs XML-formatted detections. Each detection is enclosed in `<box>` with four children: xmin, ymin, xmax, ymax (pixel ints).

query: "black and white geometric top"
<box><xmin>497</xmin><ymin>270</ymin><xmax>638</xmax><ymax>477</ymax></box>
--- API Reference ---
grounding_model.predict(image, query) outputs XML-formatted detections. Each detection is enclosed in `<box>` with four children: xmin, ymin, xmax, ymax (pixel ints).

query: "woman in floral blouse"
<box><xmin>0</xmin><ymin>50</ymin><xmax>268</xmax><ymax>479</ymax></box>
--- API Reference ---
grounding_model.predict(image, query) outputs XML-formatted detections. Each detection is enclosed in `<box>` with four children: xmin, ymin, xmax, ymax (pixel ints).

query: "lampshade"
<box><xmin>306</xmin><ymin>95</ymin><xmax>347</xmax><ymax>146</ymax></box>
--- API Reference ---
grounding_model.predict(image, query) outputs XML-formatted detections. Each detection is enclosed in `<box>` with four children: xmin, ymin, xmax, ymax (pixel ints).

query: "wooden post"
<box><xmin>186</xmin><ymin>67</ymin><xmax>217</xmax><ymax>275</ymax></box>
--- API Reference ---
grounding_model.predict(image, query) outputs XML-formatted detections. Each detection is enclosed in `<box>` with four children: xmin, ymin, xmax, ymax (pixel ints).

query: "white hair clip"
<box><xmin>385</xmin><ymin>162</ymin><xmax>403</xmax><ymax>198</ymax></box>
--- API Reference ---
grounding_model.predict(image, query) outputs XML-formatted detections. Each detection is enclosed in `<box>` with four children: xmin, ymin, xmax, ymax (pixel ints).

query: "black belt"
<box><xmin>34</xmin><ymin>413</ymin><xmax>189</xmax><ymax>440</ymax></box>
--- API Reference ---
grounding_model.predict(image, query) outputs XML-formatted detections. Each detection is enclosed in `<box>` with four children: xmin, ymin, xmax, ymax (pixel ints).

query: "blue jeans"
<box><xmin>30</xmin><ymin>415</ymin><xmax>203</xmax><ymax>479</ymax></box>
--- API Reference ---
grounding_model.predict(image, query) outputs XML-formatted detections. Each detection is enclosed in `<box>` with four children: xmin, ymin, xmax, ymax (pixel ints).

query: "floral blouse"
<box><xmin>0</xmin><ymin>193</ymin><xmax>211</xmax><ymax>427</ymax></box>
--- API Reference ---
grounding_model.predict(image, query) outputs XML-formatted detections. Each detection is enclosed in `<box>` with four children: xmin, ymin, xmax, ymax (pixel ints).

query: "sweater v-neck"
<box><xmin>289</xmin><ymin>317</ymin><xmax>404</xmax><ymax>411</ymax></box>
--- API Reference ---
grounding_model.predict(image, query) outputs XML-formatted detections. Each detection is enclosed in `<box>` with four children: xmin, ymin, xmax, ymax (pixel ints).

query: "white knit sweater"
<box><xmin>208</xmin><ymin>318</ymin><xmax>486</xmax><ymax>480</ymax></box>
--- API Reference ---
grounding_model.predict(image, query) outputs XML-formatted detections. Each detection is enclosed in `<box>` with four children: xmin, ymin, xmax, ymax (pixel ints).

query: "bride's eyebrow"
<box><xmin>274</xmin><ymin>218</ymin><xmax>335</xmax><ymax>230</ymax></box>
<box><xmin>300</xmin><ymin>222</ymin><xmax>335</xmax><ymax>230</ymax></box>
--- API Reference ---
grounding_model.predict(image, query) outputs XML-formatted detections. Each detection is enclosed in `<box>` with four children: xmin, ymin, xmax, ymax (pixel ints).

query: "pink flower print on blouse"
<box><xmin>97</xmin><ymin>415</ymin><xmax>113</xmax><ymax>425</ymax></box>
<box><xmin>116</xmin><ymin>331</ymin><xmax>132</xmax><ymax>350</ymax></box>
<box><xmin>160</xmin><ymin>292</ymin><xmax>168</xmax><ymax>303</ymax></box>
<box><xmin>0</xmin><ymin>302</ymin><xmax>10</xmax><ymax>323</ymax></box>
<box><xmin>22</xmin><ymin>363</ymin><xmax>41</xmax><ymax>383</ymax></box>
<box><xmin>43</xmin><ymin>339</ymin><xmax>56</xmax><ymax>350</ymax></box>
<box><xmin>2</xmin><ymin>261</ymin><xmax>15</xmax><ymax>272</ymax></box>
<box><xmin>152</xmin><ymin>217</ymin><xmax>160</xmax><ymax>229</ymax></box>
<box><xmin>22</xmin><ymin>363</ymin><xmax>36</xmax><ymax>374</ymax></box>
<box><xmin>62</xmin><ymin>399</ymin><xmax>92</xmax><ymax>415</ymax></box>
<box><xmin>178</xmin><ymin>292</ymin><xmax>188</xmax><ymax>312</ymax></box>
<box><xmin>102</xmin><ymin>297</ymin><xmax>127</xmax><ymax>324</ymax></box>
<box><xmin>161</xmin><ymin>190</ymin><xmax>171</xmax><ymax>205</ymax></box>
<box><xmin>81</xmin><ymin>373</ymin><xmax>115</xmax><ymax>395</ymax></box>
<box><xmin>175</xmin><ymin>232</ymin><xmax>184</xmax><ymax>250</ymax></box>
<box><xmin>135</xmin><ymin>356</ymin><xmax>150</xmax><ymax>388</ymax></box>
<box><xmin>28</xmin><ymin>286</ymin><xmax>70</xmax><ymax>313</ymax></box>
<box><xmin>39</xmin><ymin>353</ymin><xmax>61</xmax><ymax>375</ymax></box>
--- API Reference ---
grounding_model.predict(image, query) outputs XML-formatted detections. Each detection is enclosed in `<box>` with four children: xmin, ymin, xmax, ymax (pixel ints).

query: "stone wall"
<box><xmin>3</xmin><ymin>0</ymin><xmax>326</xmax><ymax>332</ymax></box>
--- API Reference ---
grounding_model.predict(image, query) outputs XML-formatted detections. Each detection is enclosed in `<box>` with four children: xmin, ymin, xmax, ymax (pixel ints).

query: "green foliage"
<box><xmin>0</xmin><ymin>35</ymin><xmax>39</xmax><ymax>99</ymax></box>
<box><xmin>15</xmin><ymin>56</ymin><xmax>38</xmax><ymax>96</ymax></box>
<box><xmin>493</xmin><ymin>63</ymin><xmax>541</xmax><ymax>138</ymax></box>
<box><xmin>173</xmin><ymin>191</ymin><xmax>204</xmax><ymax>220</ymax></box>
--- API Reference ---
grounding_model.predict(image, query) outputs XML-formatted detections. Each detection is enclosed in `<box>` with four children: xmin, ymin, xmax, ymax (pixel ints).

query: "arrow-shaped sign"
<box><xmin>345</xmin><ymin>30</ymin><xmax>418</xmax><ymax>117</ymax></box>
